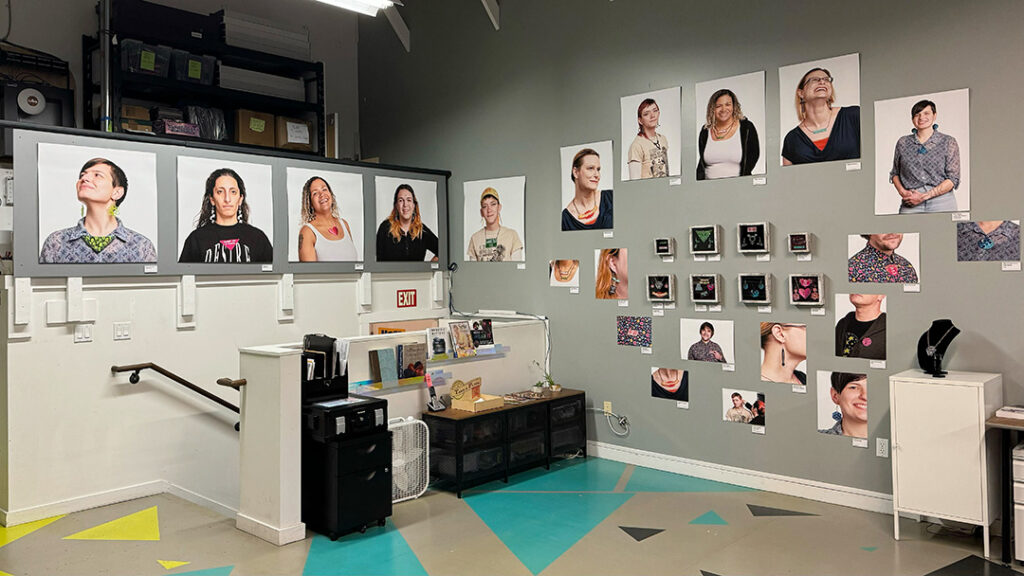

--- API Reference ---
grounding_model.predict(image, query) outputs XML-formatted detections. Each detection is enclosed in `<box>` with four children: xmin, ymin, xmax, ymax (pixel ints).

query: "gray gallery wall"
<box><xmin>356</xmin><ymin>0</ymin><xmax>1024</xmax><ymax>494</ymax></box>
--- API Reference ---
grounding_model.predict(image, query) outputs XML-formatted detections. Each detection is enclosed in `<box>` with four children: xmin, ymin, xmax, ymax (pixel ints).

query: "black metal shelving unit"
<box><xmin>82</xmin><ymin>0</ymin><xmax>325</xmax><ymax>156</ymax></box>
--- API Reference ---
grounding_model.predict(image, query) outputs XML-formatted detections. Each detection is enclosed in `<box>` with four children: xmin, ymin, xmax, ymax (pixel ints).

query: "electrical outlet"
<box><xmin>113</xmin><ymin>321</ymin><xmax>132</xmax><ymax>341</ymax></box>
<box><xmin>603</xmin><ymin>401</ymin><xmax>612</xmax><ymax>414</ymax></box>
<box><xmin>73</xmin><ymin>323</ymin><xmax>92</xmax><ymax>343</ymax></box>
<box><xmin>876</xmin><ymin>438</ymin><xmax>889</xmax><ymax>458</ymax></box>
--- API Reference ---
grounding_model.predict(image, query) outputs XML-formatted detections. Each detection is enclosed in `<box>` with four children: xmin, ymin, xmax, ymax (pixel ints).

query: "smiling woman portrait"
<box><xmin>782</xmin><ymin>67</ymin><xmax>860</xmax><ymax>165</ymax></box>
<box><xmin>298</xmin><ymin>176</ymin><xmax>358</xmax><ymax>262</ymax></box>
<box><xmin>697</xmin><ymin>89</ymin><xmax>760</xmax><ymax>180</ymax></box>
<box><xmin>563</xmin><ymin>148</ymin><xmax>613</xmax><ymax>231</ymax></box>
<box><xmin>178</xmin><ymin>167</ymin><xmax>273</xmax><ymax>263</ymax></box>
<box><xmin>376</xmin><ymin>183</ymin><xmax>439</xmax><ymax>261</ymax></box>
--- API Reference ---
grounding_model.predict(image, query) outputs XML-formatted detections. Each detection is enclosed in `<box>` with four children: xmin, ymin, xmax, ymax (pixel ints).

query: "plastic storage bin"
<box><xmin>171</xmin><ymin>49</ymin><xmax>216</xmax><ymax>85</ymax></box>
<box><xmin>120</xmin><ymin>39</ymin><xmax>171</xmax><ymax>77</ymax></box>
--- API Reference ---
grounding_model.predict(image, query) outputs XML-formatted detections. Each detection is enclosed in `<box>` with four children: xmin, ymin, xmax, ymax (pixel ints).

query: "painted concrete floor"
<box><xmin>0</xmin><ymin>457</ymin><xmax>1019</xmax><ymax>576</ymax></box>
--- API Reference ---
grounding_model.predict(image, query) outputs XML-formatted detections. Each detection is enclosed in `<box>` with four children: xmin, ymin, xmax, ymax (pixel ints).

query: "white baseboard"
<box><xmin>1</xmin><ymin>480</ymin><xmax>239</xmax><ymax>527</ymax></box>
<box><xmin>589</xmin><ymin>441</ymin><xmax>894</xmax><ymax>514</ymax></box>
<box><xmin>236</xmin><ymin>513</ymin><xmax>306</xmax><ymax>546</ymax></box>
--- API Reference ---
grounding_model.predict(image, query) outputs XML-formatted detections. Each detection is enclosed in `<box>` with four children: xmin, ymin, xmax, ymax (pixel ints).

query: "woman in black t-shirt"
<box><xmin>375</xmin><ymin>184</ymin><xmax>439</xmax><ymax>261</ymax></box>
<box><xmin>179</xmin><ymin>168</ymin><xmax>273</xmax><ymax>263</ymax></box>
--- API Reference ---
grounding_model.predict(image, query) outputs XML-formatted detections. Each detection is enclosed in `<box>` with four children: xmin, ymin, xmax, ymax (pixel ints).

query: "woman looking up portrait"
<box><xmin>782</xmin><ymin>67</ymin><xmax>860</xmax><ymax>165</ymax></box>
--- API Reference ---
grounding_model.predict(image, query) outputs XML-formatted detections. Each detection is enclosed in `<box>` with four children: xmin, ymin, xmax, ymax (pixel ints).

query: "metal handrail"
<box><xmin>111</xmin><ymin>363</ymin><xmax>242</xmax><ymax>414</ymax></box>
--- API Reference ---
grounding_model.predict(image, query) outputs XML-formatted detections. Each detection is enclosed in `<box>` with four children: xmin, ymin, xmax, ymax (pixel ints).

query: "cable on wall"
<box><xmin>588</xmin><ymin>407</ymin><xmax>630</xmax><ymax>437</ymax></box>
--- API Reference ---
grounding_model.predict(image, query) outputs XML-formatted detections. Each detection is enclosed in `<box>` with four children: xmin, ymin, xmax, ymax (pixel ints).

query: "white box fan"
<box><xmin>389</xmin><ymin>417</ymin><xmax>429</xmax><ymax>503</ymax></box>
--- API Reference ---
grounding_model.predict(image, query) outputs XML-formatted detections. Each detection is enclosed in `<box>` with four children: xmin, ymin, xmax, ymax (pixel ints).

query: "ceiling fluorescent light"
<box><xmin>314</xmin><ymin>0</ymin><xmax>392</xmax><ymax>16</ymax></box>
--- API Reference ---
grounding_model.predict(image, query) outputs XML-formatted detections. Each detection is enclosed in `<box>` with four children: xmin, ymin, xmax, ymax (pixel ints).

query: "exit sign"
<box><xmin>397</xmin><ymin>289</ymin><xmax>417</xmax><ymax>308</ymax></box>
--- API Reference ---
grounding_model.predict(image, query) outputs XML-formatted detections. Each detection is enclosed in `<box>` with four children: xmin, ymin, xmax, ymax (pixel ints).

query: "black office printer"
<box><xmin>300</xmin><ymin>334</ymin><xmax>392</xmax><ymax>540</ymax></box>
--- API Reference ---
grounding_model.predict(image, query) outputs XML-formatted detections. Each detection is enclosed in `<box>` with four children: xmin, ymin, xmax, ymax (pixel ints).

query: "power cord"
<box><xmin>588</xmin><ymin>407</ymin><xmax>630</xmax><ymax>437</ymax></box>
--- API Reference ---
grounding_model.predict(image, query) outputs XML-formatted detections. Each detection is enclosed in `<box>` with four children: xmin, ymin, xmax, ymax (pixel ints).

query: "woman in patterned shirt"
<box><xmin>890</xmin><ymin>99</ymin><xmax>961</xmax><ymax>213</ymax></box>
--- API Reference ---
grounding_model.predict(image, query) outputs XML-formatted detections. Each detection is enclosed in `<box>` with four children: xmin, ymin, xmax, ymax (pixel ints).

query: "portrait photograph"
<box><xmin>549</xmin><ymin>259</ymin><xmax>580</xmax><ymax>287</ymax></box>
<box><xmin>694</xmin><ymin>70</ymin><xmax>766</xmax><ymax>180</ymax></box>
<box><xmin>816</xmin><ymin>371</ymin><xmax>868</xmax><ymax>439</ymax></box>
<box><xmin>778</xmin><ymin>53</ymin><xmax>861</xmax><ymax>166</ymax></box>
<box><xmin>689</xmin><ymin>273</ymin><xmax>720</xmax><ymax>303</ymax></box>
<box><xmin>680</xmin><ymin>318</ymin><xmax>734</xmax><ymax>364</ymax></box>
<box><xmin>176</xmin><ymin>156</ymin><xmax>274</xmax><ymax>264</ymax></box>
<box><xmin>37</xmin><ymin>142</ymin><xmax>158</xmax><ymax>264</ymax></box>
<box><xmin>847</xmin><ymin>233</ymin><xmax>920</xmax><ymax>284</ymax></box>
<box><xmin>560</xmin><ymin>140</ymin><xmax>614</xmax><ymax>232</ymax></box>
<box><xmin>594</xmin><ymin>248</ymin><xmax>628</xmax><ymax>300</ymax></box>
<box><xmin>651</xmin><ymin>367</ymin><xmax>688</xmax><ymax>402</ymax></box>
<box><xmin>617</xmin><ymin>316</ymin><xmax>652</xmax><ymax>347</ymax></box>
<box><xmin>286</xmin><ymin>167</ymin><xmax>364</xmax><ymax>262</ymax></box>
<box><xmin>619</xmin><ymin>86</ymin><xmax>681</xmax><ymax>181</ymax></box>
<box><xmin>723</xmin><ymin>388</ymin><xmax>765</xmax><ymax>426</ymax></box>
<box><xmin>463</xmin><ymin>176</ymin><xmax>525</xmax><ymax>262</ymax></box>
<box><xmin>789</xmin><ymin>274</ymin><xmax>823</xmax><ymax>306</ymax></box>
<box><xmin>737</xmin><ymin>222</ymin><xmax>769</xmax><ymax>253</ymax></box>
<box><xmin>689</xmin><ymin>225</ymin><xmax>720</xmax><ymax>255</ymax></box>
<box><xmin>374</xmin><ymin>175</ymin><xmax>440</xmax><ymax>262</ymax></box>
<box><xmin>874</xmin><ymin>88</ymin><xmax>970</xmax><ymax>215</ymax></box>
<box><xmin>738</xmin><ymin>273</ymin><xmax>771</xmax><ymax>304</ymax></box>
<box><xmin>759</xmin><ymin>321</ymin><xmax>808</xmax><ymax>386</ymax></box>
<box><xmin>834</xmin><ymin>293</ymin><xmax>886</xmax><ymax>360</ymax></box>
<box><xmin>957</xmin><ymin>220</ymin><xmax>1020</xmax><ymax>262</ymax></box>
<box><xmin>646</xmin><ymin>273</ymin><xmax>676</xmax><ymax>303</ymax></box>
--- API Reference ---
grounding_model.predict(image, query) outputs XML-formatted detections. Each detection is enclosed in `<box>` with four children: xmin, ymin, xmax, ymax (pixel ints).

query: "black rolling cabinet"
<box><xmin>302</xmin><ymin>393</ymin><xmax>392</xmax><ymax>540</ymax></box>
<box><xmin>82</xmin><ymin>0</ymin><xmax>325</xmax><ymax>155</ymax></box>
<box><xmin>423</xmin><ymin>389</ymin><xmax>586</xmax><ymax>497</ymax></box>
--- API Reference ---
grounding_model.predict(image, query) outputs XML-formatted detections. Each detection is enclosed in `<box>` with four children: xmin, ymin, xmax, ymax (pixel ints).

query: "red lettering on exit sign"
<box><xmin>397</xmin><ymin>289</ymin><xmax>417</xmax><ymax>308</ymax></box>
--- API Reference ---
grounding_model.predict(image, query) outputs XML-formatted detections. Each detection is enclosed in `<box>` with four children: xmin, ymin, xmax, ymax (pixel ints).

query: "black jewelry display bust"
<box><xmin>916</xmin><ymin>319</ymin><xmax>960</xmax><ymax>378</ymax></box>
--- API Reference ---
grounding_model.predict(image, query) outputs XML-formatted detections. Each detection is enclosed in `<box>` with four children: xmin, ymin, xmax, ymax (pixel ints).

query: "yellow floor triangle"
<box><xmin>0</xmin><ymin>570</ymin><xmax>14</xmax><ymax>576</ymax></box>
<box><xmin>157</xmin><ymin>560</ymin><xmax>190</xmax><ymax>570</ymax></box>
<box><xmin>63</xmin><ymin>506</ymin><xmax>160</xmax><ymax>541</ymax></box>
<box><xmin>0</xmin><ymin>514</ymin><xmax>65</xmax><ymax>548</ymax></box>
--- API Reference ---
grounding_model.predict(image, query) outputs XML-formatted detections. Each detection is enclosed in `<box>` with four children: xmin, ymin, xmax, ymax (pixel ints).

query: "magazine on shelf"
<box><xmin>449</xmin><ymin>321</ymin><xmax>477</xmax><ymax>358</ymax></box>
<box><xmin>471</xmin><ymin>319</ymin><xmax>494</xmax><ymax>347</ymax></box>
<box><xmin>427</xmin><ymin>326</ymin><xmax>453</xmax><ymax>360</ymax></box>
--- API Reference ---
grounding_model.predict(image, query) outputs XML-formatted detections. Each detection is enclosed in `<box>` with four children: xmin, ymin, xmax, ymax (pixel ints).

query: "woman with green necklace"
<box><xmin>40</xmin><ymin>157</ymin><xmax>156</xmax><ymax>263</ymax></box>
<box><xmin>782</xmin><ymin>67</ymin><xmax>860</xmax><ymax>165</ymax></box>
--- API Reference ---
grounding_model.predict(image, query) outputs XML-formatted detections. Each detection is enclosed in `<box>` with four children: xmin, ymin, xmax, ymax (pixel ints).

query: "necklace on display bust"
<box><xmin>925</xmin><ymin>325</ymin><xmax>956</xmax><ymax>357</ymax></box>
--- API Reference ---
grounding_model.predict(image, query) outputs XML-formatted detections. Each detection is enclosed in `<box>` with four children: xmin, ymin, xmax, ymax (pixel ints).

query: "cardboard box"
<box><xmin>120</xmin><ymin>119</ymin><xmax>153</xmax><ymax>134</ymax></box>
<box><xmin>235</xmin><ymin>109</ymin><xmax>275</xmax><ymax>147</ymax></box>
<box><xmin>120</xmin><ymin>104</ymin><xmax>151</xmax><ymax>121</ymax></box>
<box><xmin>451</xmin><ymin>393</ymin><xmax>504</xmax><ymax>413</ymax></box>
<box><xmin>275</xmin><ymin>116</ymin><xmax>313</xmax><ymax>151</ymax></box>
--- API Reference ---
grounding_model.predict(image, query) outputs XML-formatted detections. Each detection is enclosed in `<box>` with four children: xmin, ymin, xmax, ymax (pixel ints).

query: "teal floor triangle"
<box><xmin>861</xmin><ymin>546</ymin><xmax>878</xmax><ymax>552</ymax></box>
<box><xmin>170</xmin><ymin>567</ymin><xmax>234</xmax><ymax>576</ymax></box>
<box><xmin>465</xmin><ymin>491</ymin><xmax>632</xmax><ymax>575</ymax></box>
<box><xmin>690</xmin><ymin>510</ymin><xmax>727</xmax><ymax>525</ymax></box>
<box><xmin>472</xmin><ymin>457</ymin><xmax>626</xmax><ymax>493</ymax></box>
<box><xmin>303</xmin><ymin>520</ymin><xmax>426</xmax><ymax>576</ymax></box>
<box><xmin>625</xmin><ymin>465</ymin><xmax>756</xmax><ymax>493</ymax></box>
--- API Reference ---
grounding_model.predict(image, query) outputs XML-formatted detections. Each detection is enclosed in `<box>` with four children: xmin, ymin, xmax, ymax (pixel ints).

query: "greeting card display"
<box><xmin>689</xmin><ymin>225</ymin><xmax>721</xmax><ymax>255</ymax></box>
<box><xmin>789</xmin><ymin>274</ymin><xmax>824</xmax><ymax>306</ymax></box>
<box><xmin>788</xmin><ymin>232</ymin><xmax>811</xmax><ymax>253</ymax></box>
<box><xmin>737</xmin><ymin>222</ymin><xmax>770</xmax><ymax>254</ymax></box>
<box><xmin>646</xmin><ymin>273</ymin><xmax>676</xmax><ymax>303</ymax></box>
<box><xmin>689</xmin><ymin>274</ymin><xmax>720</xmax><ymax>303</ymax></box>
<box><xmin>738</xmin><ymin>273</ymin><xmax>772</xmax><ymax>304</ymax></box>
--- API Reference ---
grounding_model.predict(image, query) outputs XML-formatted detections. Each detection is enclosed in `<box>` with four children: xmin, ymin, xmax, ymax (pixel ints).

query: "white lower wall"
<box><xmin>0</xmin><ymin>273</ymin><xmax>446</xmax><ymax>524</ymax></box>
